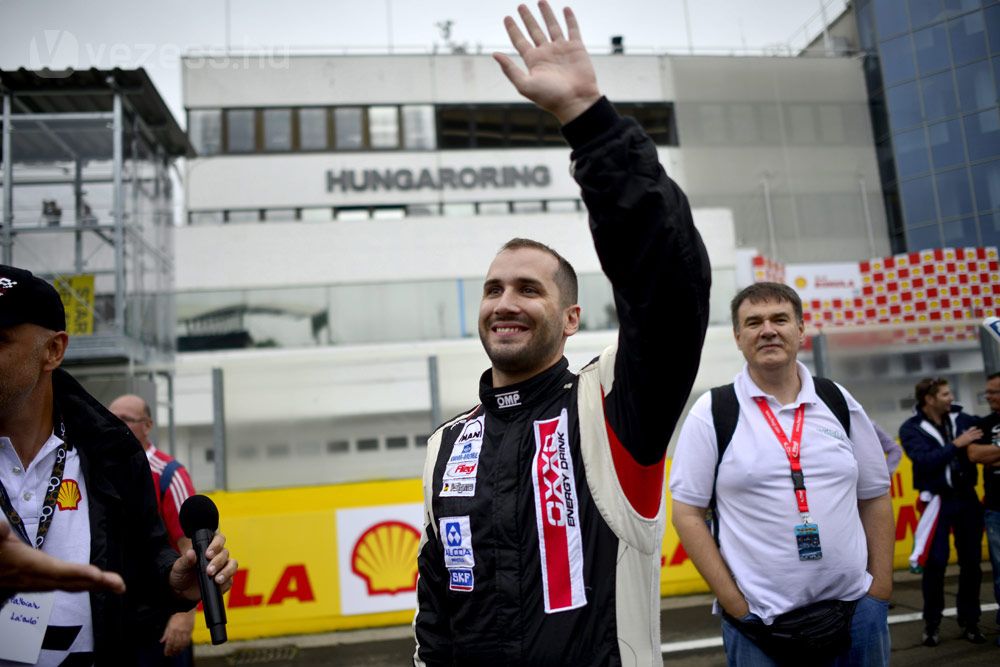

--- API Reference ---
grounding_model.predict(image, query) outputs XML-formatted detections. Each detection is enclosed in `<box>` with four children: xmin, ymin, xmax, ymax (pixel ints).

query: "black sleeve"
<box><xmin>565</xmin><ymin>98</ymin><xmax>712</xmax><ymax>465</ymax></box>
<box><xmin>413</xmin><ymin>524</ymin><xmax>452</xmax><ymax>665</ymax></box>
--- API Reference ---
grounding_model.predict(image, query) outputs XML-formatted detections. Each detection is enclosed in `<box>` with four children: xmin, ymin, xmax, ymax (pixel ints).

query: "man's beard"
<box><xmin>479</xmin><ymin>317</ymin><xmax>563</xmax><ymax>382</ymax></box>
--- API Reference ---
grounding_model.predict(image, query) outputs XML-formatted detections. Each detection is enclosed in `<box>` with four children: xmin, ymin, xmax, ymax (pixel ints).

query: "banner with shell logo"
<box><xmin>335</xmin><ymin>503</ymin><xmax>423</xmax><ymax>616</ymax></box>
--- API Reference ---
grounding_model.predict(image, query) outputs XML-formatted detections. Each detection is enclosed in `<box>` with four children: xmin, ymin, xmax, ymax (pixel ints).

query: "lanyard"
<box><xmin>753</xmin><ymin>398</ymin><xmax>810</xmax><ymax>516</ymax></box>
<box><xmin>0</xmin><ymin>428</ymin><xmax>68</xmax><ymax>550</ymax></box>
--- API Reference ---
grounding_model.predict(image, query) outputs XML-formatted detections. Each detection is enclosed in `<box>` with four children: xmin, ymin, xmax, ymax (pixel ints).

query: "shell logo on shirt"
<box><xmin>56</xmin><ymin>479</ymin><xmax>81</xmax><ymax>510</ymax></box>
<box><xmin>350</xmin><ymin>520</ymin><xmax>420</xmax><ymax>596</ymax></box>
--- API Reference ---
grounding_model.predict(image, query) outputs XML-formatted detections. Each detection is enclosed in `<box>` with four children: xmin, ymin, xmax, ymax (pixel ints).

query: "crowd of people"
<box><xmin>2</xmin><ymin>3</ymin><xmax>1000</xmax><ymax>666</ymax></box>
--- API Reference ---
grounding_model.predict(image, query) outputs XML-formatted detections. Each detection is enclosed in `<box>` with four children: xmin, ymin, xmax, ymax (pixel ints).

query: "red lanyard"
<box><xmin>753</xmin><ymin>398</ymin><xmax>809</xmax><ymax>515</ymax></box>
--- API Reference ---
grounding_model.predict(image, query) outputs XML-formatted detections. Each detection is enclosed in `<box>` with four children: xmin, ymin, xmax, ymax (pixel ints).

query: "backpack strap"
<box><xmin>158</xmin><ymin>459</ymin><xmax>181</xmax><ymax>503</ymax></box>
<box><xmin>708</xmin><ymin>384</ymin><xmax>739</xmax><ymax>542</ymax></box>
<box><xmin>813</xmin><ymin>377</ymin><xmax>851</xmax><ymax>438</ymax></box>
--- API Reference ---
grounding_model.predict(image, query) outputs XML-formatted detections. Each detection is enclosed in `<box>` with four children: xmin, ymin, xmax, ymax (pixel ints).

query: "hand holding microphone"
<box><xmin>173</xmin><ymin>495</ymin><xmax>236</xmax><ymax>645</ymax></box>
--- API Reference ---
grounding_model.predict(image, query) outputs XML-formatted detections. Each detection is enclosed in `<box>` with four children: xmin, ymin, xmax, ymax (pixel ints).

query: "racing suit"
<box><xmin>413</xmin><ymin>98</ymin><xmax>711</xmax><ymax>666</ymax></box>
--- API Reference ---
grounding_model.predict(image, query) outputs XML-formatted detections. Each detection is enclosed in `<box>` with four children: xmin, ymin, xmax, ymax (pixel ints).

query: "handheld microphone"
<box><xmin>179</xmin><ymin>495</ymin><xmax>227</xmax><ymax>645</ymax></box>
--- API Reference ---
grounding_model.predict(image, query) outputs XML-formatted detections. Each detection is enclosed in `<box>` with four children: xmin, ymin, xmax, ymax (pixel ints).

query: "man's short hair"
<box><xmin>730</xmin><ymin>282</ymin><xmax>803</xmax><ymax>331</ymax></box>
<box><xmin>988</xmin><ymin>371</ymin><xmax>1000</xmax><ymax>382</ymax></box>
<box><xmin>915</xmin><ymin>377</ymin><xmax>949</xmax><ymax>408</ymax></box>
<box><xmin>498</xmin><ymin>238</ymin><xmax>578</xmax><ymax>308</ymax></box>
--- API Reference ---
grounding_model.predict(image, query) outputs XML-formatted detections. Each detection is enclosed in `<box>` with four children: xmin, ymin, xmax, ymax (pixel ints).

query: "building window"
<box><xmin>356</xmin><ymin>437</ymin><xmax>379</xmax><ymax>451</ymax></box>
<box><xmin>298</xmin><ymin>108</ymin><xmax>329</xmax><ymax>151</ymax></box>
<box><xmin>266</xmin><ymin>443</ymin><xmax>291</xmax><ymax>458</ymax></box>
<box><xmin>189</xmin><ymin>211</ymin><xmax>224</xmax><ymax>225</ymax></box>
<box><xmin>335</xmin><ymin>107</ymin><xmax>364</xmax><ymax>149</ymax></box>
<box><xmin>385</xmin><ymin>436</ymin><xmax>408</xmax><ymax>449</ymax></box>
<box><xmin>402</xmin><ymin>105</ymin><xmax>436</xmax><ymax>149</ymax></box>
<box><xmin>368</xmin><ymin>106</ymin><xmax>400</xmax><ymax>149</ymax></box>
<box><xmin>226</xmin><ymin>109</ymin><xmax>256</xmax><ymax>153</ymax></box>
<box><xmin>263</xmin><ymin>108</ymin><xmax>293</xmax><ymax>151</ymax></box>
<box><xmin>437</xmin><ymin>106</ymin><xmax>473</xmax><ymax>149</ymax></box>
<box><xmin>226</xmin><ymin>209</ymin><xmax>261</xmax><ymax>223</ymax></box>
<box><xmin>327</xmin><ymin>440</ymin><xmax>350</xmax><ymax>454</ymax></box>
<box><xmin>189</xmin><ymin>109</ymin><xmax>222</xmax><ymax>155</ymax></box>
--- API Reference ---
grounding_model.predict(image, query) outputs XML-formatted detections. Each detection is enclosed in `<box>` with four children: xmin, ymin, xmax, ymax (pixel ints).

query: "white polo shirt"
<box><xmin>0</xmin><ymin>433</ymin><xmax>93</xmax><ymax>666</ymax></box>
<box><xmin>669</xmin><ymin>362</ymin><xmax>890</xmax><ymax>624</ymax></box>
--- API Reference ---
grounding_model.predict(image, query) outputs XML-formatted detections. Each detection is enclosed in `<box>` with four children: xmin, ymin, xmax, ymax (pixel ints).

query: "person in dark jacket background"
<box><xmin>0</xmin><ymin>264</ymin><xmax>238</xmax><ymax>665</ymax></box>
<box><xmin>413</xmin><ymin>3</ymin><xmax>711</xmax><ymax>665</ymax></box>
<box><xmin>899</xmin><ymin>377</ymin><xmax>984</xmax><ymax>647</ymax></box>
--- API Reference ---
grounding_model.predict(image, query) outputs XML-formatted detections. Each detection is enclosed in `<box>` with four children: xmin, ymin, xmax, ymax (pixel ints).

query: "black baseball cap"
<box><xmin>0</xmin><ymin>265</ymin><xmax>67</xmax><ymax>332</ymax></box>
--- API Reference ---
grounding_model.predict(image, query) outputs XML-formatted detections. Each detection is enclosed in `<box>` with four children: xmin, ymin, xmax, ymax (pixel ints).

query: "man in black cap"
<box><xmin>0</xmin><ymin>264</ymin><xmax>238</xmax><ymax>665</ymax></box>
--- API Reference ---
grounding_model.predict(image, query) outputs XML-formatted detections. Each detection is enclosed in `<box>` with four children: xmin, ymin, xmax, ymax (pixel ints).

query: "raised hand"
<box><xmin>493</xmin><ymin>2</ymin><xmax>601</xmax><ymax>125</ymax></box>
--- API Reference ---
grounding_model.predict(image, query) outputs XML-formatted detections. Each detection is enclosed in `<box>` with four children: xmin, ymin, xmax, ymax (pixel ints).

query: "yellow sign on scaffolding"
<box><xmin>55</xmin><ymin>274</ymin><xmax>95</xmax><ymax>335</ymax></box>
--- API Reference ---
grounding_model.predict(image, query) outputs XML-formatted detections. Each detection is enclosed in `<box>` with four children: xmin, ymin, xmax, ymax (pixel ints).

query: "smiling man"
<box><xmin>412</xmin><ymin>3</ymin><xmax>711</xmax><ymax>666</ymax></box>
<box><xmin>670</xmin><ymin>282</ymin><xmax>894</xmax><ymax>666</ymax></box>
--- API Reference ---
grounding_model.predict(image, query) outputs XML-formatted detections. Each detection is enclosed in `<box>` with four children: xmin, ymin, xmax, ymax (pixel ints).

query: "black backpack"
<box><xmin>706</xmin><ymin>377</ymin><xmax>851</xmax><ymax>540</ymax></box>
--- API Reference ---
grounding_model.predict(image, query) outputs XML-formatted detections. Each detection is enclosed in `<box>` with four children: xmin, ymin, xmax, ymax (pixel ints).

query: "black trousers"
<box><xmin>922</xmin><ymin>492</ymin><xmax>984</xmax><ymax>626</ymax></box>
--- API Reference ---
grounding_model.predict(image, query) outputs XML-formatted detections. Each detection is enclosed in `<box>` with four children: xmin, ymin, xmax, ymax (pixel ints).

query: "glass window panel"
<box><xmin>478</xmin><ymin>201</ymin><xmax>509</xmax><ymax>215</ymax></box>
<box><xmin>886</xmin><ymin>82</ymin><xmax>923</xmax><ymax>130</ymax></box>
<box><xmin>900</xmin><ymin>175</ymin><xmax>938</xmax><ymax>224</ymax></box>
<box><xmin>971</xmin><ymin>159</ymin><xmax>1000</xmax><ymax>210</ymax></box>
<box><xmin>935</xmin><ymin>167</ymin><xmax>975</xmax><ymax>216</ymax></box>
<box><xmin>301</xmin><ymin>207</ymin><xmax>334</xmax><ymax>221</ymax></box>
<box><xmin>818</xmin><ymin>105</ymin><xmax>846</xmax><ymax>143</ymax></box>
<box><xmin>335</xmin><ymin>207</ymin><xmax>369</xmax><ymax>220</ymax></box>
<box><xmin>894</xmin><ymin>127</ymin><xmax>931</xmax><ymax>177</ymax></box>
<box><xmin>262</xmin><ymin>108</ymin><xmax>292</xmax><ymax>151</ymax></box>
<box><xmin>789</xmin><ymin>105</ymin><xmax>817</xmax><ymax>143</ymax></box>
<box><xmin>371</xmin><ymin>207</ymin><xmax>405</xmax><ymax>219</ymax></box>
<box><xmin>941</xmin><ymin>216</ymin><xmax>980</xmax><ymax>245</ymax></box>
<box><xmin>955</xmin><ymin>59</ymin><xmax>996</xmax><ymax>110</ymax></box>
<box><xmin>385</xmin><ymin>436</ymin><xmax>408</xmax><ymax>450</ymax></box>
<box><xmin>512</xmin><ymin>201</ymin><xmax>544</xmax><ymax>214</ymax></box>
<box><xmin>909</xmin><ymin>0</ymin><xmax>947</xmax><ymax>28</ymax></box>
<box><xmin>188</xmin><ymin>211</ymin><xmax>223</xmax><ymax>225</ymax></box>
<box><xmin>914</xmin><ymin>24</ymin><xmax>953</xmax><ymax>73</ymax></box>
<box><xmin>540</xmin><ymin>113</ymin><xmax>564</xmax><ymax>146</ymax></box>
<box><xmin>264</xmin><ymin>208</ymin><xmax>297</xmax><ymax>221</ymax></box>
<box><xmin>225</xmin><ymin>109</ymin><xmax>255</xmax><ymax>153</ymax></box>
<box><xmin>334</xmin><ymin>107</ymin><xmax>363</xmax><ymax>149</ymax></box>
<box><xmin>368</xmin><ymin>106</ymin><xmax>399</xmax><ymax>149</ymax></box>
<box><xmin>875</xmin><ymin>0</ymin><xmax>911</xmax><ymax>40</ymax></box>
<box><xmin>920</xmin><ymin>70</ymin><xmax>958</xmax><ymax>120</ymax></box>
<box><xmin>406</xmin><ymin>204</ymin><xmax>437</xmax><ymax>216</ymax></box>
<box><xmin>227</xmin><ymin>209</ymin><xmax>260</xmax><ymax>223</ymax></box>
<box><xmin>546</xmin><ymin>199</ymin><xmax>580</xmax><ymax>213</ymax></box>
<box><xmin>964</xmin><ymin>108</ymin><xmax>1000</xmax><ymax>159</ymax></box>
<box><xmin>437</xmin><ymin>106</ymin><xmax>472</xmax><ymax>148</ymax></box>
<box><xmin>629</xmin><ymin>104</ymin><xmax>674</xmax><ymax>144</ymax></box>
<box><xmin>859</xmin><ymin>2</ymin><xmax>877</xmax><ymax>51</ymax></box>
<box><xmin>298</xmin><ymin>108</ymin><xmax>328</xmax><ymax>151</ymax></box>
<box><xmin>945</xmin><ymin>0</ymin><xmax>982</xmax><ymax>12</ymax></box>
<box><xmin>188</xmin><ymin>109</ymin><xmax>221</xmax><ymax>155</ymax></box>
<box><xmin>356</xmin><ymin>438</ymin><xmax>378</xmax><ymax>451</ymax></box>
<box><xmin>266</xmin><ymin>443</ymin><xmax>290</xmax><ymax>458</ymax></box>
<box><xmin>950</xmin><ymin>11</ymin><xmax>989</xmax><ymax>65</ymax></box>
<box><xmin>507</xmin><ymin>106</ymin><xmax>541</xmax><ymax>146</ymax></box>
<box><xmin>474</xmin><ymin>107</ymin><xmax>505</xmax><ymax>147</ymax></box>
<box><xmin>988</xmin><ymin>4</ymin><xmax>1000</xmax><ymax>52</ymax></box>
<box><xmin>981</xmin><ymin>211</ymin><xmax>1000</xmax><ymax>245</ymax></box>
<box><xmin>402</xmin><ymin>105</ymin><xmax>436</xmax><ymax>149</ymax></box>
<box><xmin>442</xmin><ymin>202</ymin><xmax>475</xmax><ymax>216</ymax></box>
<box><xmin>906</xmin><ymin>222</ymin><xmax>944</xmax><ymax>248</ymax></box>
<box><xmin>928</xmin><ymin>118</ymin><xmax>966</xmax><ymax>168</ymax></box>
<box><xmin>881</xmin><ymin>34</ymin><xmax>917</xmax><ymax>85</ymax></box>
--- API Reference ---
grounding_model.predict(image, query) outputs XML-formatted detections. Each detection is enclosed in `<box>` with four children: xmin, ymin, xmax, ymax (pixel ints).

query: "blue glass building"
<box><xmin>855</xmin><ymin>0</ymin><xmax>1000</xmax><ymax>251</ymax></box>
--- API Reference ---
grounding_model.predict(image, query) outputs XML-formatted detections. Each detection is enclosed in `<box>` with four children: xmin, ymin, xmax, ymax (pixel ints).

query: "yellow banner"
<box><xmin>193</xmin><ymin>461</ymin><xmax>981</xmax><ymax>643</ymax></box>
<box><xmin>54</xmin><ymin>274</ymin><xmax>95</xmax><ymax>335</ymax></box>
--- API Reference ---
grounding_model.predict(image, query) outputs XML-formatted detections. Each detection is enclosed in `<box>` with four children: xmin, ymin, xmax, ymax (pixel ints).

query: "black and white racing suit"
<box><xmin>413</xmin><ymin>98</ymin><xmax>711</xmax><ymax>667</ymax></box>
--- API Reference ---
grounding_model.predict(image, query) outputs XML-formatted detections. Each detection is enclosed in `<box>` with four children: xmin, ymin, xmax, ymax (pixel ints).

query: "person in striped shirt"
<box><xmin>109</xmin><ymin>394</ymin><xmax>197</xmax><ymax>666</ymax></box>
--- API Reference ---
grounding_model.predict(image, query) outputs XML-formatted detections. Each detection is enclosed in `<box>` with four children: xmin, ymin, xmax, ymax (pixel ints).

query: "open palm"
<box><xmin>494</xmin><ymin>2</ymin><xmax>600</xmax><ymax>125</ymax></box>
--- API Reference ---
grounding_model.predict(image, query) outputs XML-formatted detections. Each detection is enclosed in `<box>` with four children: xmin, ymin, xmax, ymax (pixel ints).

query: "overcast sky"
<box><xmin>0</xmin><ymin>0</ymin><xmax>845</xmax><ymax>123</ymax></box>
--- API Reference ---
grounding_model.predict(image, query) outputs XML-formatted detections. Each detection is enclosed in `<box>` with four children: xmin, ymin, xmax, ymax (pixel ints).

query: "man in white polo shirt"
<box><xmin>670</xmin><ymin>282</ymin><xmax>894</xmax><ymax>665</ymax></box>
<box><xmin>0</xmin><ymin>264</ymin><xmax>238</xmax><ymax>666</ymax></box>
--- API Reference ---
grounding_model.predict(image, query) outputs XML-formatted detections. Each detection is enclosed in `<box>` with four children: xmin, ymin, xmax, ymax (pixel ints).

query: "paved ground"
<box><xmin>196</xmin><ymin>567</ymin><xmax>1000</xmax><ymax>665</ymax></box>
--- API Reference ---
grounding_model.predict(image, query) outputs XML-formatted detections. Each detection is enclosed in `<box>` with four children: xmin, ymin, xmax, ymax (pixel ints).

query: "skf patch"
<box><xmin>449</xmin><ymin>568</ymin><xmax>474</xmax><ymax>592</ymax></box>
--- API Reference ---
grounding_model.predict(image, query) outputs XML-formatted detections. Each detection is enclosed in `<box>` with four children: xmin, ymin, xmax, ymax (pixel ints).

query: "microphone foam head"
<box><xmin>179</xmin><ymin>495</ymin><xmax>219</xmax><ymax>538</ymax></box>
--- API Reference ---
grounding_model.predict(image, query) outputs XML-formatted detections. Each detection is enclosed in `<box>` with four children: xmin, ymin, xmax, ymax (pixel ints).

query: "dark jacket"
<box><xmin>899</xmin><ymin>405</ymin><xmax>979</xmax><ymax>496</ymax></box>
<box><xmin>413</xmin><ymin>98</ymin><xmax>711</xmax><ymax>665</ymax></box>
<box><xmin>53</xmin><ymin>368</ymin><xmax>192</xmax><ymax>664</ymax></box>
